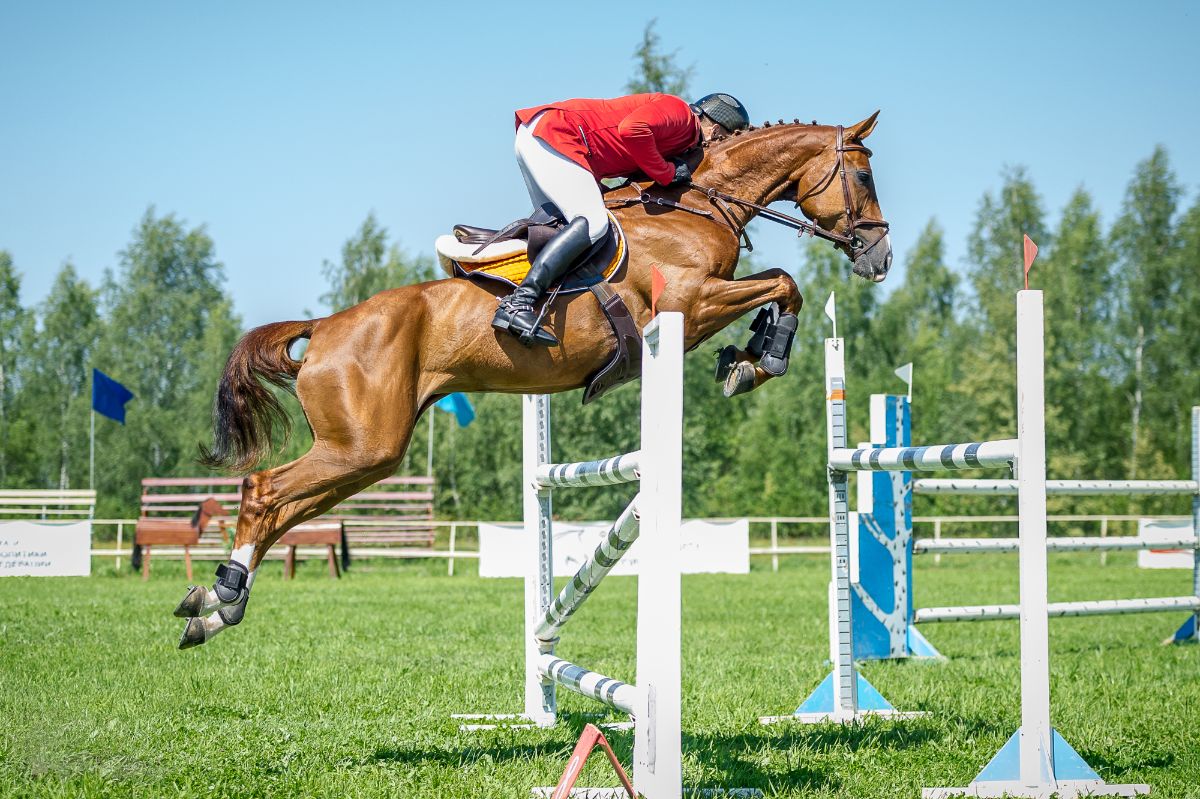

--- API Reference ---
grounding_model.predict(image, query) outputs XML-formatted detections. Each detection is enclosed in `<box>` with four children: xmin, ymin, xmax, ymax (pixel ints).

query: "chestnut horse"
<box><xmin>174</xmin><ymin>112</ymin><xmax>892</xmax><ymax>648</ymax></box>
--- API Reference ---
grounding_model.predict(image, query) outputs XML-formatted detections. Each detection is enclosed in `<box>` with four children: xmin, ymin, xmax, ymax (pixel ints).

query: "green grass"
<box><xmin>1</xmin><ymin>551</ymin><xmax>1197</xmax><ymax>798</ymax></box>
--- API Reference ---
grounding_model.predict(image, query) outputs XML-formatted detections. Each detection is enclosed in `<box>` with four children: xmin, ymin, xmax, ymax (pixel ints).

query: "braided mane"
<box><xmin>701</xmin><ymin>118</ymin><xmax>822</xmax><ymax>149</ymax></box>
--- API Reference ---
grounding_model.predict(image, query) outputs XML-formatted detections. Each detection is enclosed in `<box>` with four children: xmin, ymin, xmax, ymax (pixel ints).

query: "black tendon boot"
<box><xmin>759</xmin><ymin>311</ymin><xmax>798</xmax><ymax>376</ymax></box>
<box><xmin>492</xmin><ymin>216</ymin><xmax>592</xmax><ymax>346</ymax></box>
<box><xmin>213</xmin><ymin>561</ymin><xmax>250</xmax><ymax>625</ymax></box>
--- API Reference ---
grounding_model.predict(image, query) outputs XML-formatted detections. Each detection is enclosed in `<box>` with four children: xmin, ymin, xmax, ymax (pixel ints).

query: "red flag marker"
<box><xmin>1023</xmin><ymin>234</ymin><xmax>1038</xmax><ymax>290</ymax></box>
<box><xmin>651</xmin><ymin>265</ymin><xmax>666</xmax><ymax>317</ymax></box>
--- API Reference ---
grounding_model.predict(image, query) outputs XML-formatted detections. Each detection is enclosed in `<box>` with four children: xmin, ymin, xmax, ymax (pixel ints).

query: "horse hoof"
<box><xmin>714</xmin><ymin>345</ymin><xmax>737</xmax><ymax>382</ymax></box>
<box><xmin>173</xmin><ymin>585</ymin><xmax>206</xmax><ymax>618</ymax></box>
<box><xmin>178</xmin><ymin>617</ymin><xmax>207</xmax><ymax>650</ymax></box>
<box><xmin>722</xmin><ymin>361</ymin><xmax>757</xmax><ymax>397</ymax></box>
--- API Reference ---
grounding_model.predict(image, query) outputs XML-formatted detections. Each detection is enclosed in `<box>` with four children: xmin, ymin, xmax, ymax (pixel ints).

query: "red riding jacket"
<box><xmin>515</xmin><ymin>93</ymin><xmax>700</xmax><ymax>186</ymax></box>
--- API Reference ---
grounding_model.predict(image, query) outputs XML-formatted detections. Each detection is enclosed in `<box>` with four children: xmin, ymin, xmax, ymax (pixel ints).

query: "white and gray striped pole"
<box><xmin>534</xmin><ymin>497</ymin><xmax>640</xmax><ymax>645</ymax></box>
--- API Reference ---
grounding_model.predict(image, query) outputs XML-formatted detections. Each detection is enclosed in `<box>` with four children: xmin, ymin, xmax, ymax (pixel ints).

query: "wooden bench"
<box><xmin>278</xmin><ymin>522</ymin><xmax>342</xmax><ymax>579</ymax></box>
<box><xmin>0</xmin><ymin>489</ymin><xmax>96</xmax><ymax>521</ymax></box>
<box><xmin>137</xmin><ymin>475</ymin><xmax>435</xmax><ymax>577</ymax></box>
<box><xmin>134</xmin><ymin>496</ymin><xmax>224</xmax><ymax>581</ymax></box>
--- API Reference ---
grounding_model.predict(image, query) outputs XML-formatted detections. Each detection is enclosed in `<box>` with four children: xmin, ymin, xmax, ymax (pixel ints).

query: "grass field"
<box><xmin>1</xmin><ymin>550</ymin><xmax>1198</xmax><ymax>798</ymax></box>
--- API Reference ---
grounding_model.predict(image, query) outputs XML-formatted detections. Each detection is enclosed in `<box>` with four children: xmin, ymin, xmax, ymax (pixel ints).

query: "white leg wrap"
<box><xmin>230</xmin><ymin>543</ymin><xmax>254</xmax><ymax>569</ymax></box>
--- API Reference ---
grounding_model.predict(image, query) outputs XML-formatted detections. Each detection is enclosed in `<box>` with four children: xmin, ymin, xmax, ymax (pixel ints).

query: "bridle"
<box><xmin>609</xmin><ymin>125</ymin><xmax>890</xmax><ymax>262</ymax></box>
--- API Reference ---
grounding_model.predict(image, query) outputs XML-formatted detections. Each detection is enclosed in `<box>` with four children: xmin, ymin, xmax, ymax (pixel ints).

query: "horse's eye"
<box><xmin>856</xmin><ymin>170</ymin><xmax>872</xmax><ymax>185</ymax></box>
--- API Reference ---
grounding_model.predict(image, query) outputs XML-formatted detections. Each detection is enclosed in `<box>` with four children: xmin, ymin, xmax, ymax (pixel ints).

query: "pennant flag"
<box><xmin>1023</xmin><ymin>234</ymin><xmax>1038</xmax><ymax>290</ymax></box>
<box><xmin>650</xmin><ymin>265</ymin><xmax>666</xmax><ymax>317</ymax></box>
<box><xmin>824</xmin><ymin>291</ymin><xmax>837</xmax><ymax>340</ymax></box>
<box><xmin>92</xmin><ymin>369</ymin><xmax>134</xmax><ymax>424</ymax></box>
<box><xmin>435</xmin><ymin>393</ymin><xmax>475</xmax><ymax>427</ymax></box>
<box><xmin>894</xmin><ymin>362</ymin><xmax>913</xmax><ymax>401</ymax></box>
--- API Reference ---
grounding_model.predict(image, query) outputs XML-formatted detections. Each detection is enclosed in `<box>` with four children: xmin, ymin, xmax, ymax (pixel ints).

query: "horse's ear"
<box><xmin>846</xmin><ymin>110</ymin><xmax>880</xmax><ymax>141</ymax></box>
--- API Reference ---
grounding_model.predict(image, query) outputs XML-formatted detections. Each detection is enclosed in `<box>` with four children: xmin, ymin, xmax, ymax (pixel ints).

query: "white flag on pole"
<box><xmin>894</xmin><ymin>362</ymin><xmax>913</xmax><ymax>401</ymax></box>
<box><xmin>824</xmin><ymin>292</ymin><xmax>837</xmax><ymax>340</ymax></box>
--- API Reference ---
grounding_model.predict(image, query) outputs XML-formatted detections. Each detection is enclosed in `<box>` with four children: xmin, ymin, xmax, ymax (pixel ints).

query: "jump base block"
<box><xmin>923</xmin><ymin>729</ymin><xmax>1149</xmax><ymax>798</ymax></box>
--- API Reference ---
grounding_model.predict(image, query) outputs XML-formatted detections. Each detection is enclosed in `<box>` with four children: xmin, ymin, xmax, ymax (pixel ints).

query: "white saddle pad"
<box><xmin>435</xmin><ymin>235</ymin><xmax>528</xmax><ymax>276</ymax></box>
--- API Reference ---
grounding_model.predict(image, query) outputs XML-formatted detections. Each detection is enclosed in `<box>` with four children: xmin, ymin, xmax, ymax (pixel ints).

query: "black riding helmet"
<box><xmin>691</xmin><ymin>93</ymin><xmax>750</xmax><ymax>132</ymax></box>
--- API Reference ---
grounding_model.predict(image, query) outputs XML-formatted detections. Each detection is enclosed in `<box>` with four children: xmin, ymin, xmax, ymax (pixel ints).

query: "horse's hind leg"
<box><xmin>175</xmin><ymin>440</ymin><xmax>408</xmax><ymax>649</ymax></box>
<box><xmin>691</xmin><ymin>269</ymin><xmax>803</xmax><ymax>396</ymax></box>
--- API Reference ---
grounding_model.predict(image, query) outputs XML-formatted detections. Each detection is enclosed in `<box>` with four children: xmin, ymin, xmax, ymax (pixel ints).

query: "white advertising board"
<box><xmin>1137</xmin><ymin>518</ymin><xmax>1195</xmax><ymax>570</ymax></box>
<box><xmin>0</xmin><ymin>521</ymin><xmax>92</xmax><ymax>577</ymax></box>
<box><xmin>479</xmin><ymin>518</ymin><xmax>750</xmax><ymax>578</ymax></box>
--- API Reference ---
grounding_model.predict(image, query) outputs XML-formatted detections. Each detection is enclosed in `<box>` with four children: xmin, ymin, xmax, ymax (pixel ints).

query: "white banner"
<box><xmin>479</xmin><ymin>518</ymin><xmax>750</xmax><ymax>578</ymax></box>
<box><xmin>0</xmin><ymin>521</ymin><xmax>92</xmax><ymax>577</ymax></box>
<box><xmin>1137</xmin><ymin>518</ymin><xmax>1196</xmax><ymax>570</ymax></box>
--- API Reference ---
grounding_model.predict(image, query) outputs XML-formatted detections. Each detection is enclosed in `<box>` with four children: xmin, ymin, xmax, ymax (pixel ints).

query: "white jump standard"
<box><xmin>760</xmin><ymin>331</ymin><xmax>925</xmax><ymax>725</ymax></box>
<box><xmin>458</xmin><ymin>313</ymin><xmax>753</xmax><ymax>799</ymax></box>
<box><xmin>919</xmin><ymin>292</ymin><xmax>1148</xmax><ymax>797</ymax></box>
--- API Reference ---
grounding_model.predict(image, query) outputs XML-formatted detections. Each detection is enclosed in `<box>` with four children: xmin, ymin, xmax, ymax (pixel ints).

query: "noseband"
<box><xmin>615</xmin><ymin>125</ymin><xmax>890</xmax><ymax>261</ymax></box>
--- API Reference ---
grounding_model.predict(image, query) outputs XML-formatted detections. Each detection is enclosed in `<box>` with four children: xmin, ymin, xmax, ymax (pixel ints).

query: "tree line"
<box><xmin>1</xmin><ymin>24</ymin><xmax>1196</xmax><ymax>525</ymax></box>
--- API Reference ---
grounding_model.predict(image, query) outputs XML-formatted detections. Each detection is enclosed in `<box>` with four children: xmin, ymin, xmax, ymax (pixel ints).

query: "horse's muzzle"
<box><xmin>851</xmin><ymin>231</ymin><xmax>893</xmax><ymax>283</ymax></box>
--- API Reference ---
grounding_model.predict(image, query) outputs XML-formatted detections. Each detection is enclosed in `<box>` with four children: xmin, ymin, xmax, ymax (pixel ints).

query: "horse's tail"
<box><xmin>198</xmin><ymin>319</ymin><xmax>316</xmax><ymax>473</ymax></box>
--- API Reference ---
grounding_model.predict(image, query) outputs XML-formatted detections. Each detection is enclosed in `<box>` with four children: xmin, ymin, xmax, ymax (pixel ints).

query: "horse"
<box><xmin>173</xmin><ymin>111</ymin><xmax>892</xmax><ymax>648</ymax></box>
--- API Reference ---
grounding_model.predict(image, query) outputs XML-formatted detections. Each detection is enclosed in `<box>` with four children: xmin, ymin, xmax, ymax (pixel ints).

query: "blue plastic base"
<box><xmin>1169</xmin><ymin>614</ymin><xmax>1197</xmax><ymax>644</ymax></box>
<box><xmin>974</xmin><ymin>729</ymin><xmax>1100</xmax><ymax>784</ymax></box>
<box><xmin>796</xmin><ymin>671</ymin><xmax>896</xmax><ymax>715</ymax></box>
<box><xmin>923</xmin><ymin>726</ymin><xmax>1149</xmax><ymax>797</ymax></box>
<box><xmin>908</xmin><ymin>626</ymin><xmax>943</xmax><ymax>659</ymax></box>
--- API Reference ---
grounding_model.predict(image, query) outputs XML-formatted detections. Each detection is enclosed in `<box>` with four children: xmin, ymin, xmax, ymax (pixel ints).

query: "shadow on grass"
<box><xmin>1076</xmin><ymin>748</ymin><xmax>1175</xmax><ymax>774</ymax></box>
<box><xmin>365</xmin><ymin>715</ymin><xmax>961</xmax><ymax>793</ymax></box>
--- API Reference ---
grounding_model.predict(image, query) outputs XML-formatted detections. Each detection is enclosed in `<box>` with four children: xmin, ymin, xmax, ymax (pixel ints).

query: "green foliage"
<box><xmin>625</xmin><ymin>19</ymin><xmax>694</xmax><ymax>97</ymax></box>
<box><xmin>1110</xmin><ymin>147</ymin><xmax>1190</xmax><ymax>480</ymax></box>
<box><xmin>21</xmin><ymin>264</ymin><xmax>101</xmax><ymax>490</ymax></box>
<box><xmin>321</xmin><ymin>213</ymin><xmax>437</xmax><ymax>312</ymax></box>
<box><xmin>0</xmin><ymin>251</ymin><xmax>31</xmax><ymax>486</ymax></box>
<box><xmin>90</xmin><ymin>209</ymin><xmax>243</xmax><ymax>517</ymax></box>
<box><xmin>0</xmin><ymin>152</ymin><xmax>1197</xmax><ymax>527</ymax></box>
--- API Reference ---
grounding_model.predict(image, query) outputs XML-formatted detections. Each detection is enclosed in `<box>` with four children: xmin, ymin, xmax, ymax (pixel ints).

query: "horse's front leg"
<box><xmin>689</xmin><ymin>269</ymin><xmax>803</xmax><ymax>397</ymax></box>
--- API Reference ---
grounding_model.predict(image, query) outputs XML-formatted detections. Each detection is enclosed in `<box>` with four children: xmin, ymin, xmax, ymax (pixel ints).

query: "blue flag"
<box><xmin>435</xmin><ymin>393</ymin><xmax>475</xmax><ymax>427</ymax></box>
<box><xmin>92</xmin><ymin>369</ymin><xmax>134</xmax><ymax>424</ymax></box>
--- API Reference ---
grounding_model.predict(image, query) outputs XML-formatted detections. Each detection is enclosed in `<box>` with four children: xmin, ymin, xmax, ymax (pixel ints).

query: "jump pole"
<box><xmin>859</xmin><ymin>399</ymin><xmax>1199</xmax><ymax>650</ymax></box>
<box><xmin>924</xmin><ymin>290</ymin><xmax>1147</xmax><ymax>798</ymax></box>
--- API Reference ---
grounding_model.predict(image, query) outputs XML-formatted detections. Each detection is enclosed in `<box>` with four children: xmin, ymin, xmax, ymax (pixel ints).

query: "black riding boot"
<box><xmin>492</xmin><ymin>216</ymin><xmax>592</xmax><ymax>347</ymax></box>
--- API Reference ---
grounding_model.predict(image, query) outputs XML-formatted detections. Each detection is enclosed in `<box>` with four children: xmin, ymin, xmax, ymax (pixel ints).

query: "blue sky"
<box><xmin>2</xmin><ymin>1</ymin><xmax>1198</xmax><ymax>328</ymax></box>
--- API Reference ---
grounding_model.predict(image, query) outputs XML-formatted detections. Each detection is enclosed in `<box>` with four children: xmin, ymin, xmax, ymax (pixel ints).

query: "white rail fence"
<box><xmin>82</xmin><ymin>513</ymin><xmax>1192</xmax><ymax>575</ymax></box>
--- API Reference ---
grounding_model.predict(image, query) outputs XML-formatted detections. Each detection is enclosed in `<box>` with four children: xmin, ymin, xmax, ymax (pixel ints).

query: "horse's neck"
<box><xmin>697</xmin><ymin>125</ymin><xmax>831</xmax><ymax>225</ymax></box>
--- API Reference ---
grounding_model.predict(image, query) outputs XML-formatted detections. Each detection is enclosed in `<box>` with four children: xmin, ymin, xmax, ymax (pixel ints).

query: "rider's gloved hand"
<box><xmin>668</xmin><ymin>158</ymin><xmax>692</xmax><ymax>187</ymax></box>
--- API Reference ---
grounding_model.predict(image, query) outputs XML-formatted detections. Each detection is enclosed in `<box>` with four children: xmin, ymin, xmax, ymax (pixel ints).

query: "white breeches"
<box><xmin>514</xmin><ymin>117</ymin><xmax>609</xmax><ymax>245</ymax></box>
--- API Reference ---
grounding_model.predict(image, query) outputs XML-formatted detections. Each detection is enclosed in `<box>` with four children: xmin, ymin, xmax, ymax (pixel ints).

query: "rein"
<box><xmin>605</xmin><ymin>125</ymin><xmax>889</xmax><ymax>261</ymax></box>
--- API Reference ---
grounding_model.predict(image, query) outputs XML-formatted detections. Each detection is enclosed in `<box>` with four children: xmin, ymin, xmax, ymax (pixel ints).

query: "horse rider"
<box><xmin>492</xmin><ymin>92</ymin><xmax>751</xmax><ymax>346</ymax></box>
